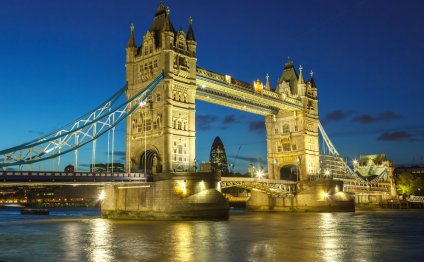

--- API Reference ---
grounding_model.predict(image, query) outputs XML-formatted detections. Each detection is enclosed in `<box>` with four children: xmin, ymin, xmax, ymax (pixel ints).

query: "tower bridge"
<box><xmin>0</xmin><ymin>3</ymin><xmax>396</xmax><ymax>216</ymax></box>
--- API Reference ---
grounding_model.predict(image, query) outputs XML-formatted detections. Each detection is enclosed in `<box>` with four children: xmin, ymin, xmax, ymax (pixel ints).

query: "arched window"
<box><xmin>283</xmin><ymin>124</ymin><xmax>290</xmax><ymax>133</ymax></box>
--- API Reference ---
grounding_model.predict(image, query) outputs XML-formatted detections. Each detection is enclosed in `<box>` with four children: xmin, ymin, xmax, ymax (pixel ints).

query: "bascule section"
<box><xmin>125</xmin><ymin>3</ymin><xmax>197</xmax><ymax>174</ymax></box>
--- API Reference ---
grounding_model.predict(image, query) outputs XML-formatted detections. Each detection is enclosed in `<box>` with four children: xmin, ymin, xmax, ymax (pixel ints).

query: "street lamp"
<box><xmin>256</xmin><ymin>170</ymin><xmax>264</xmax><ymax>179</ymax></box>
<box><xmin>297</xmin><ymin>156</ymin><xmax>301</xmax><ymax>182</ymax></box>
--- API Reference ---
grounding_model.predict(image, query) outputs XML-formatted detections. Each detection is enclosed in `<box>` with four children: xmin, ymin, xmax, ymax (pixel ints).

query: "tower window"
<box><xmin>283</xmin><ymin>143</ymin><xmax>291</xmax><ymax>151</ymax></box>
<box><xmin>274</xmin><ymin>129</ymin><xmax>278</xmax><ymax>134</ymax></box>
<box><xmin>283</xmin><ymin>124</ymin><xmax>290</xmax><ymax>133</ymax></box>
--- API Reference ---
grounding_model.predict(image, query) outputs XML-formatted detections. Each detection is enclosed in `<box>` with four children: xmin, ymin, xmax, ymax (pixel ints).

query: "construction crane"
<box><xmin>229</xmin><ymin>145</ymin><xmax>242</xmax><ymax>174</ymax></box>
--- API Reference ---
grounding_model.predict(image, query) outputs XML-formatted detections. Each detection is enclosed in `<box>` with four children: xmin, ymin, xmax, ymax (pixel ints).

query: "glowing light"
<box><xmin>321</xmin><ymin>192</ymin><xmax>329</xmax><ymax>199</ymax></box>
<box><xmin>324</xmin><ymin>170</ymin><xmax>330</xmax><ymax>176</ymax></box>
<box><xmin>353</xmin><ymin>159</ymin><xmax>358</xmax><ymax>165</ymax></box>
<box><xmin>256</xmin><ymin>171</ymin><xmax>264</xmax><ymax>179</ymax></box>
<box><xmin>177</xmin><ymin>180</ymin><xmax>187</xmax><ymax>195</ymax></box>
<box><xmin>139</xmin><ymin>101</ymin><xmax>146</xmax><ymax>107</ymax></box>
<box><xmin>200</xmin><ymin>180</ymin><xmax>205</xmax><ymax>190</ymax></box>
<box><xmin>201</xmin><ymin>84</ymin><xmax>206</xmax><ymax>88</ymax></box>
<box><xmin>98</xmin><ymin>190</ymin><xmax>105</xmax><ymax>201</ymax></box>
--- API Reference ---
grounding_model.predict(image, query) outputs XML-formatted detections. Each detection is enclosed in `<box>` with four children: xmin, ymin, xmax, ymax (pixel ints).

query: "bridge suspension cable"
<box><xmin>0</xmin><ymin>72</ymin><xmax>164</xmax><ymax>168</ymax></box>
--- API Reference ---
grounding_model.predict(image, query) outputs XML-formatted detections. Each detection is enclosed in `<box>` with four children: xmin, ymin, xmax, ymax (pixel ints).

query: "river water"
<box><xmin>0</xmin><ymin>208</ymin><xmax>423</xmax><ymax>262</ymax></box>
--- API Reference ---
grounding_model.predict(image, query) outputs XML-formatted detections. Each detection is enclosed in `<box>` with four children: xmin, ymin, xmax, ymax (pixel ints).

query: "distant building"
<box><xmin>64</xmin><ymin>165</ymin><xmax>74</xmax><ymax>173</ymax></box>
<box><xmin>199</xmin><ymin>162</ymin><xmax>211</xmax><ymax>172</ymax></box>
<box><xmin>209</xmin><ymin>136</ymin><xmax>229</xmax><ymax>175</ymax></box>
<box><xmin>354</xmin><ymin>154</ymin><xmax>393</xmax><ymax>181</ymax></box>
<box><xmin>90</xmin><ymin>163</ymin><xmax>125</xmax><ymax>173</ymax></box>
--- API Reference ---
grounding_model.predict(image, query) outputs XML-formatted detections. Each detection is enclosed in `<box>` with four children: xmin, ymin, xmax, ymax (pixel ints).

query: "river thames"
<box><xmin>0</xmin><ymin>208</ymin><xmax>423</xmax><ymax>261</ymax></box>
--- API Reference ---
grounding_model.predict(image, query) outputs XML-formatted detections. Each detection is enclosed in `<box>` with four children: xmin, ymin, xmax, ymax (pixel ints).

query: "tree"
<box><xmin>396</xmin><ymin>172</ymin><xmax>422</xmax><ymax>196</ymax></box>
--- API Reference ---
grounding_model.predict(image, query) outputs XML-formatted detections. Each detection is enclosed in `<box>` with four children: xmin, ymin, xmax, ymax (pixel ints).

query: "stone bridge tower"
<box><xmin>265</xmin><ymin>59</ymin><xmax>319</xmax><ymax>181</ymax></box>
<box><xmin>125</xmin><ymin>3</ymin><xmax>197</xmax><ymax>174</ymax></box>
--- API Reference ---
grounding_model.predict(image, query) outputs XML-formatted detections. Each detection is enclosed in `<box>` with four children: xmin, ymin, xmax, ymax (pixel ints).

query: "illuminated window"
<box><xmin>156</xmin><ymin>94</ymin><xmax>161</xmax><ymax>102</ymax></box>
<box><xmin>283</xmin><ymin>143</ymin><xmax>291</xmax><ymax>151</ymax></box>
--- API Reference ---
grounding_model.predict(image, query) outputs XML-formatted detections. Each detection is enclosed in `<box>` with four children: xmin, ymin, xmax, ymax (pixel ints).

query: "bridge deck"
<box><xmin>0</xmin><ymin>171</ymin><xmax>146</xmax><ymax>184</ymax></box>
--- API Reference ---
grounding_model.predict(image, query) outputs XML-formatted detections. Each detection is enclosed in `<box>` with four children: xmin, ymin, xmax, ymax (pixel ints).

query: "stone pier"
<box><xmin>247</xmin><ymin>180</ymin><xmax>355</xmax><ymax>212</ymax></box>
<box><xmin>101</xmin><ymin>173</ymin><xmax>229</xmax><ymax>220</ymax></box>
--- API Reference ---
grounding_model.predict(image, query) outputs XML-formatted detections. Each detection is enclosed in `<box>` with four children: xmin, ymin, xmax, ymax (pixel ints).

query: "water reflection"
<box><xmin>62</xmin><ymin>223</ymin><xmax>83</xmax><ymax>261</ymax></box>
<box><xmin>319</xmin><ymin>213</ymin><xmax>342</xmax><ymax>262</ymax></box>
<box><xmin>89</xmin><ymin>219</ymin><xmax>113</xmax><ymax>262</ymax></box>
<box><xmin>173</xmin><ymin>223</ymin><xmax>194</xmax><ymax>262</ymax></box>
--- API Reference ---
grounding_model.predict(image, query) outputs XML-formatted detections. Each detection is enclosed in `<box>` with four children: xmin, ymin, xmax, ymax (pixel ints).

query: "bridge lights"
<box><xmin>200</xmin><ymin>180</ymin><xmax>205</xmax><ymax>190</ymax></box>
<box><xmin>353</xmin><ymin>159</ymin><xmax>358</xmax><ymax>165</ymax></box>
<box><xmin>321</xmin><ymin>192</ymin><xmax>329</xmax><ymax>199</ymax></box>
<box><xmin>98</xmin><ymin>190</ymin><xmax>105</xmax><ymax>201</ymax></box>
<box><xmin>139</xmin><ymin>101</ymin><xmax>146</xmax><ymax>107</ymax></box>
<box><xmin>176</xmin><ymin>180</ymin><xmax>187</xmax><ymax>195</ymax></box>
<box><xmin>324</xmin><ymin>170</ymin><xmax>330</xmax><ymax>176</ymax></box>
<box><xmin>256</xmin><ymin>170</ymin><xmax>264</xmax><ymax>179</ymax></box>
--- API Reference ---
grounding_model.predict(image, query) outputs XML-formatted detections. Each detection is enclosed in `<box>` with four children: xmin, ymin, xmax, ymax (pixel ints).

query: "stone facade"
<box><xmin>265</xmin><ymin>60</ymin><xmax>319</xmax><ymax>180</ymax></box>
<box><xmin>125</xmin><ymin>4</ymin><xmax>197</xmax><ymax>174</ymax></box>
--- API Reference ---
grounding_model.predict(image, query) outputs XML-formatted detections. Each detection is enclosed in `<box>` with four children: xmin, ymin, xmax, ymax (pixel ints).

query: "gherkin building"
<box><xmin>209</xmin><ymin>136</ymin><xmax>229</xmax><ymax>175</ymax></box>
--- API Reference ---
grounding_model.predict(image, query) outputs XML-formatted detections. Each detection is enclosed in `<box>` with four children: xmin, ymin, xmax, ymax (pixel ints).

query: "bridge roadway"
<box><xmin>0</xmin><ymin>171</ymin><xmax>147</xmax><ymax>185</ymax></box>
<box><xmin>220</xmin><ymin>177</ymin><xmax>297</xmax><ymax>197</ymax></box>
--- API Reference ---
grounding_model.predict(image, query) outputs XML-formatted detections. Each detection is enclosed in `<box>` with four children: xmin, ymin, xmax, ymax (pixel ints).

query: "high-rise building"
<box><xmin>209</xmin><ymin>136</ymin><xmax>229</xmax><ymax>175</ymax></box>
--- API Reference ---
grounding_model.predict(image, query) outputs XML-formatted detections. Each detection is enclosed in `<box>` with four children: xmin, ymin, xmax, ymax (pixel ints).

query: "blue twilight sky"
<box><xmin>0</xmin><ymin>0</ymin><xmax>423</xmax><ymax>172</ymax></box>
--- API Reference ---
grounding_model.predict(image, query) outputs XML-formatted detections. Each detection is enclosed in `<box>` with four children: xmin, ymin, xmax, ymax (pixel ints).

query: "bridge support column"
<box><xmin>247</xmin><ymin>181</ymin><xmax>355</xmax><ymax>212</ymax></box>
<box><xmin>101</xmin><ymin>173</ymin><xmax>229</xmax><ymax>220</ymax></box>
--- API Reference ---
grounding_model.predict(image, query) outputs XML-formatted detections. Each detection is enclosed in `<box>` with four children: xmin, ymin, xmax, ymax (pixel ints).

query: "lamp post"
<box><xmin>297</xmin><ymin>156</ymin><xmax>301</xmax><ymax>182</ymax></box>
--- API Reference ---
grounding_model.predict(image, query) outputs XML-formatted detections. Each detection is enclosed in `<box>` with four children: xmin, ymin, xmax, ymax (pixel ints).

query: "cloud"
<box><xmin>29</xmin><ymin>130</ymin><xmax>45</xmax><ymax>136</ymax></box>
<box><xmin>249</xmin><ymin>121</ymin><xmax>265</xmax><ymax>133</ymax></box>
<box><xmin>353</xmin><ymin>114</ymin><xmax>376</xmax><ymax>124</ymax></box>
<box><xmin>223</xmin><ymin>115</ymin><xmax>237</xmax><ymax>124</ymax></box>
<box><xmin>378</xmin><ymin>111</ymin><xmax>401</xmax><ymax>121</ymax></box>
<box><xmin>228</xmin><ymin>155</ymin><xmax>267</xmax><ymax>165</ymax></box>
<box><xmin>105</xmin><ymin>151</ymin><xmax>126</xmax><ymax>157</ymax></box>
<box><xmin>196</xmin><ymin>115</ymin><xmax>218</xmax><ymax>130</ymax></box>
<box><xmin>377</xmin><ymin>131</ymin><xmax>413</xmax><ymax>142</ymax></box>
<box><xmin>353</xmin><ymin>111</ymin><xmax>401</xmax><ymax>124</ymax></box>
<box><xmin>324</xmin><ymin>110</ymin><xmax>352</xmax><ymax>123</ymax></box>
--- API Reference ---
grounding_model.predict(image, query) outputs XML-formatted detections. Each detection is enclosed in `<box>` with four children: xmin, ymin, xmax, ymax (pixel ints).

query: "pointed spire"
<box><xmin>310</xmin><ymin>69</ymin><xmax>317</xmax><ymax>88</ymax></box>
<box><xmin>284</xmin><ymin>56</ymin><xmax>294</xmax><ymax>69</ymax></box>
<box><xmin>127</xmin><ymin>23</ymin><xmax>137</xmax><ymax>48</ymax></box>
<box><xmin>186</xmin><ymin>16</ymin><xmax>196</xmax><ymax>41</ymax></box>
<box><xmin>265</xmin><ymin>73</ymin><xmax>270</xmax><ymax>90</ymax></box>
<box><xmin>298</xmin><ymin>65</ymin><xmax>304</xmax><ymax>84</ymax></box>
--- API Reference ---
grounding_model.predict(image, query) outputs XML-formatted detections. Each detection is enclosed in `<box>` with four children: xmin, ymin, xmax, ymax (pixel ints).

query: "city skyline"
<box><xmin>1</xmin><ymin>0</ymin><xmax>423</xmax><ymax>172</ymax></box>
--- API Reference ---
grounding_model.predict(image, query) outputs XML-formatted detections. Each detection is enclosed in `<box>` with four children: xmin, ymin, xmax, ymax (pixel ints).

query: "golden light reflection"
<box><xmin>62</xmin><ymin>223</ymin><xmax>82</xmax><ymax>261</ymax></box>
<box><xmin>319</xmin><ymin>213</ymin><xmax>339</xmax><ymax>262</ymax></box>
<box><xmin>173</xmin><ymin>223</ymin><xmax>193</xmax><ymax>262</ymax></box>
<box><xmin>89</xmin><ymin>219</ymin><xmax>113</xmax><ymax>262</ymax></box>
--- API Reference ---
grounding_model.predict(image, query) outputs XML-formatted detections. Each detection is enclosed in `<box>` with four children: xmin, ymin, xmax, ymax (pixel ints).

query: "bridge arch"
<box><xmin>140</xmin><ymin>149</ymin><xmax>162</xmax><ymax>174</ymax></box>
<box><xmin>279</xmin><ymin>165</ymin><xmax>299</xmax><ymax>181</ymax></box>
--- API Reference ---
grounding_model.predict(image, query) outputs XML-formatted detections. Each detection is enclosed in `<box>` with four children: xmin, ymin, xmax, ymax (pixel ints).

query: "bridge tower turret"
<box><xmin>265</xmin><ymin>59</ymin><xmax>320</xmax><ymax>181</ymax></box>
<box><xmin>125</xmin><ymin>3</ymin><xmax>197</xmax><ymax>174</ymax></box>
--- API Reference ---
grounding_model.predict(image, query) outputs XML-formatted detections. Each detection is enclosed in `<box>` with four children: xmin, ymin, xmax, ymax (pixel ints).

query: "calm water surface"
<box><xmin>0</xmin><ymin>208</ymin><xmax>423</xmax><ymax>261</ymax></box>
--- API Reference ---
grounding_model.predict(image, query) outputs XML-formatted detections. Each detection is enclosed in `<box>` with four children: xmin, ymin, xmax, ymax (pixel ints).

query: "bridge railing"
<box><xmin>221</xmin><ymin>177</ymin><xmax>297</xmax><ymax>184</ymax></box>
<box><xmin>0</xmin><ymin>171</ymin><xmax>147</xmax><ymax>182</ymax></box>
